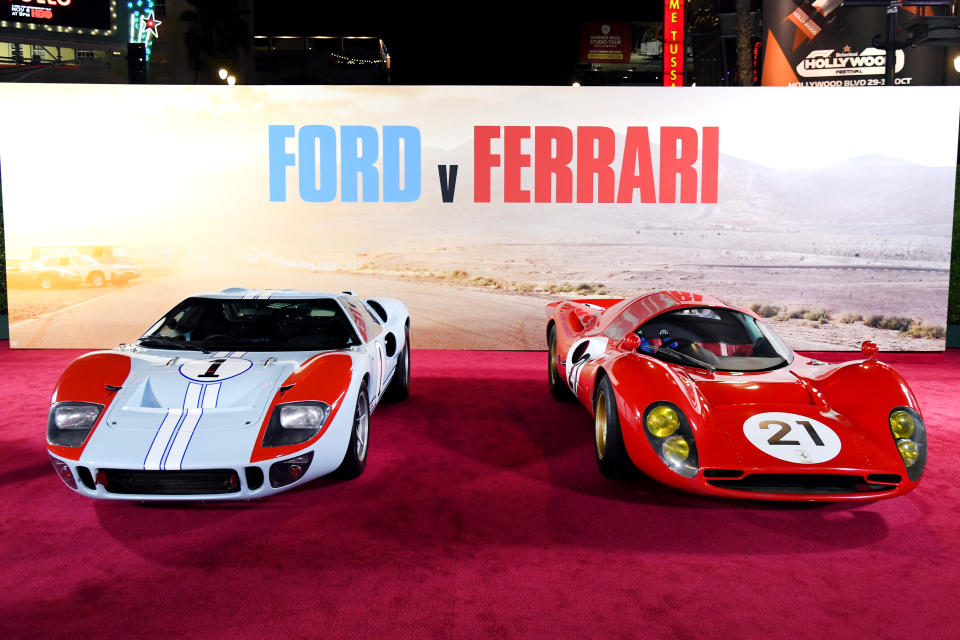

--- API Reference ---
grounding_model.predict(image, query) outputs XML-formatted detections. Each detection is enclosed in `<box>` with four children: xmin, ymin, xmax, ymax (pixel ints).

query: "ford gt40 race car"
<box><xmin>47</xmin><ymin>288</ymin><xmax>410</xmax><ymax>500</ymax></box>
<box><xmin>546</xmin><ymin>290</ymin><xmax>927</xmax><ymax>501</ymax></box>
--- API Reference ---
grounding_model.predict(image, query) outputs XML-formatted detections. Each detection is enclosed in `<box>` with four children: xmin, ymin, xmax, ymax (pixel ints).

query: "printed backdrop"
<box><xmin>0</xmin><ymin>84</ymin><xmax>957</xmax><ymax>350</ymax></box>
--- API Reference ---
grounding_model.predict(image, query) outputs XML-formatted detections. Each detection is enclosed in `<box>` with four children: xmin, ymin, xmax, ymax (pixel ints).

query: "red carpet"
<box><xmin>1</xmin><ymin>342</ymin><xmax>959</xmax><ymax>639</ymax></box>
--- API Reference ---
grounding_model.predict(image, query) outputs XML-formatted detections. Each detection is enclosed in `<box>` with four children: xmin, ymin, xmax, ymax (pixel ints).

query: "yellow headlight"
<box><xmin>897</xmin><ymin>439</ymin><xmax>919</xmax><ymax>467</ymax></box>
<box><xmin>662</xmin><ymin>435</ymin><xmax>690</xmax><ymax>463</ymax></box>
<box><xmin>890</xmin><ymin>410</ymin><xmax>915</xmax><ymax>440</ymax></box>
<box><xmin>647</xmin><ymin>406</ymin><xmax>679</xmax><ymax>438</ymax></box>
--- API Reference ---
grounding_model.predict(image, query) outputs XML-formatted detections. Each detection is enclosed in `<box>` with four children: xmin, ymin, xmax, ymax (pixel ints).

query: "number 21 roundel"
<box><xmin>742</xmin><ymin>412</ymin><xmax>842</xmax><ymax>464</ymax></box>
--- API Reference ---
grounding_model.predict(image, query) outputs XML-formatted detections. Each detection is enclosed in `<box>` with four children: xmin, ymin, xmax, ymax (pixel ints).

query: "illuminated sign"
<box><xmin>579</xmin><ymin>22</ymin><xmax>632</xmax><ymax>63</ymax></box>
<box><xmin>4</xmin><ymin>0</ymin><xmax>112</xmax><ymax>30</ymax></box>
<box><xmin>663</xmin><ymin>0</ymin><xmax>684</xmax><ymax>86</ymax></box>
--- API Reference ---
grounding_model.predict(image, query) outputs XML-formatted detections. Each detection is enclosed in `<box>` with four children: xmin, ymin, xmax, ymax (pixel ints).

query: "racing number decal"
<box><xmin>198</xmin><ymin>359</ymin><xmax>227</xmax><ymax>378</ymax></box>
<box><xmin>743</xmin><ymin>412</ymin><xmax>841</xmax><ymax>464</ymax></box>
<box><xmin>180</xmin><ymin>358</ymin><xmax>253</xmax><ymax>382</ymax></box>
<box><xmin>565</xmin><ymin>337</ymin><xmax>609</xmax><ymax>392</ymax></box>
<box><xmin>760</xmin><ymin>420</ymin><xmax>825</xmax><ymax>447</ymax></box>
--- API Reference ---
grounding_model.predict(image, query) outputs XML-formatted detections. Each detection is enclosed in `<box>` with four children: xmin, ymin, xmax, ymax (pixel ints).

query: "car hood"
<box><xmin>681</xmin><ymin>365</ymin><xmax>903</xmax><ymax>472</ymax></box>
<box><xmin>683</xmin><ymin>367</ymin><xmax>814</xmax><ymax>407</ymax></box>
<box><xmin>100</xmin><ymin>351</ymin><xmax>317</xmax><ymax>432</ymax></box>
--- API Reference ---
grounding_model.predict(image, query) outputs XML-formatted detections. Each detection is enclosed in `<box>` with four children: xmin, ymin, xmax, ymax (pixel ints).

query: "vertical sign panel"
<box><xmin>663</xmin><ymin>0</ymin><xmax>685</xmax><ymax>86</ymax></box>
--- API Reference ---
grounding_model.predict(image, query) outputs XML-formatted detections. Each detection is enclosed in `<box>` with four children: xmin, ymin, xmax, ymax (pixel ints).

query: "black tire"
<box><xmin>39</xmin><ymin>275</ymin><xmax>54</xmax><ymax>290</ymax></box>
<box><xmin>383</xmin><ymin>327</ymin><xmax>410</xmax><ymax>402</ymax></box>
<box><xmin>593</xmin><ymin>376</ymin><xmax>636</xmax><ymax>479</ymax></box>
<box><xmin>336</xmin><ymin>387</ymin><xmax>369</xmax><ymax>479</ymax></box>
<box><xmin>88</xmin><ymin>271</ymin><xmax>105</xmax><ymax>287</ymax></box>
<box><xmin>548</xmin><ymin>325</ymin><xmax>573</xmax><ymax>401</ymax></box>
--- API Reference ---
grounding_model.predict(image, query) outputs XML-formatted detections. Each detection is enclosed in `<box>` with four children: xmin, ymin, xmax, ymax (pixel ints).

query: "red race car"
<box><xmin>545</xmin><ymin>290</ymin><xmax>926</xmax><ymax>501</ymax></box>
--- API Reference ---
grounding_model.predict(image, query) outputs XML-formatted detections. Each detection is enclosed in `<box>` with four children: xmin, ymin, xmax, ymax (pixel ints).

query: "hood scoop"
<box><xmin>685</xmin><ymin>369</ymin><xmax>815</xmax><ymax>407</ymax></box>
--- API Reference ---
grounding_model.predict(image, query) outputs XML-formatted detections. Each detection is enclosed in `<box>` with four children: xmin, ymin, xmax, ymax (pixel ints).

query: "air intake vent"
<box><xmin>101</xmin><ymin>469</ymin><xmax>241</xmax><ymax>495</ymax></box>
<box><xmin>245</xmin><ymin>467</ymin><xmax>264</xmax><ymax>491</ymax></box>
<box><xmin>703</xmin><ymin>469</ymin><xmax>743</xmax><ymax>478</ymax></box>
<box><xmin>707</xmin><ymin>474</ymin><xmax>896</xmax><ymax>495</ymax></box>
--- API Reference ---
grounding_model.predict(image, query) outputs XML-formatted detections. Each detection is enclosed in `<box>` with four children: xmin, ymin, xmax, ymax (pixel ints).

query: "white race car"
<box><xmin>46</xmin><ymin>288</ymin><xmax>410</xmax><ymax>500</ymax></box>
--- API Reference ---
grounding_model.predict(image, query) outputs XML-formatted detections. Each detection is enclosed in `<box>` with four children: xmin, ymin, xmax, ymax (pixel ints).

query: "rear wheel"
<box><xmin>336</xmin><ymin>387</ymin><xmax>369</xmax><ymax>479</ymax></box>
<box><xmin>383</xmin><ymin>327</ymin><xmax>410</xmax><ymax>402</ymax></box>
<box><xmin>594</xmin><ymin>376</ymin><xmax>636</xmax><ymax>479</ymax></box>
<box><xmin>548</xmin><ymin>325</ymin><xmax>573</xmax><ymax>401</ymax></box>
<box><xmin>88</xmin><ymin>271</ymin><xmax>105</xmax><ymax>288</ymax></box>
<box><xmin>39</xmin><ymin>275</ymin><xmax>54</xmax><ymax>290</ymax></box>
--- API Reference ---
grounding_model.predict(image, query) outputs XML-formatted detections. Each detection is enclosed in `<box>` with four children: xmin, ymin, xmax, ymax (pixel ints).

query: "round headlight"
<box><xmin>662</xmin><ymin>435</ymin><xmax>690</xmax><ymax>464</ymax></box>
<box><xmin>889</xmin><ymin>410</ymin><xmax>915</xmax><ymax>439</ymax></box>
<box><xmin>647</xmin><ymin>405</ymin><xmax>679</xmax><ymax>438</ymax></box>
<box><xmin>897</xmin><ymin>439</ymin><xmax>919</xmax><ymax>467</ymax></box>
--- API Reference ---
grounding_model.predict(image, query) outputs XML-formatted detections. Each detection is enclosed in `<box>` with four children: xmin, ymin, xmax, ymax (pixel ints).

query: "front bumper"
<box><xmin>48</xmin><ymin>446</ymin><xmax>342</xmax><ymax>501</ymax></box>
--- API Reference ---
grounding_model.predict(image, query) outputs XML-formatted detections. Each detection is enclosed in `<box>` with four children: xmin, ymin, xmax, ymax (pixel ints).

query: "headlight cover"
<box><xmin>889</xmin><ymin>406</ymin><xmax>926</xmax><ymax>481</ymax></box>
<box><xmin>47</xmin><ymin>402</ymin><xmax>103</xmax><ymax>447</ymax></box>
<box><xmin>263</xmin><ymin>401</ymin><xmax>330</xmax><ymax>447</ymax></box>
<box><xmin>642</xmin><ymin>401</ymin><xmax>699</xmax><ymax>477</ymax></box>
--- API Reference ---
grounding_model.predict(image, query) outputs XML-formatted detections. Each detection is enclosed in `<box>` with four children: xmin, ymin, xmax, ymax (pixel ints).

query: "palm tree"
<box><xmin>180</xmin><ymin>0</ymin><xmax>251</xmax><ymax>83</ymax></box>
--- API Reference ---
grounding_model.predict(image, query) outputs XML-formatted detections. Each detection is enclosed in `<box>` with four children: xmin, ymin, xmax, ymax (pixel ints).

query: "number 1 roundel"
<box><xmin>180</xmin><ymin>358</ymin><xmax>252</xmax><ymax>382</ymax></box>
<box><xmin>742</xmin><ymin>412</ymin><xmax>842</xmax><ymax>464</ymax></box>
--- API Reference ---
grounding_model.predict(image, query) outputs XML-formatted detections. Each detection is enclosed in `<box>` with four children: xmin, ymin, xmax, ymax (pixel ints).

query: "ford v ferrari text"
<box><xmin>47</xmin><ymin>288</ymin><xmax>410</xmax><ymax>500</ymax></box>
<box><xmin>546</xmin><ymin>290</ymin><xmax>926</xmax><ymax>501</ymax></box>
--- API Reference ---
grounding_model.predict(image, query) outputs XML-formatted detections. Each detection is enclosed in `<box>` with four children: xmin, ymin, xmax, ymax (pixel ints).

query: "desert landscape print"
<box><xmin>1</xmin><ymin>85</ymin><xmax>956</xmax><ymax>350</ymax></box>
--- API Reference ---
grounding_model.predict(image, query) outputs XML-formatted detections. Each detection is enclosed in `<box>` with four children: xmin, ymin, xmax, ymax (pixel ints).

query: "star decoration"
<box><xmin>139</xmin><ymin>10</ymin><xmax>162</xmax><ymax>40</ymax></box>
<box><xmin>842</xmin><ymin>44</ymin><xmax>851</xmax><ymax>53</ymax></box>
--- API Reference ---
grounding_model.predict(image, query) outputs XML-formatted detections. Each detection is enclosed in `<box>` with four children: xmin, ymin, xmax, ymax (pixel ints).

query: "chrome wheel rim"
<box><xmin>355</xmin><ymin>396</ymin><xmax>369</xmax><ymax>461</ymax></box>
<box><xmin>595</xmin><ymin>391</ymin><xmax>607</xmax><ymax>458</ymax></box>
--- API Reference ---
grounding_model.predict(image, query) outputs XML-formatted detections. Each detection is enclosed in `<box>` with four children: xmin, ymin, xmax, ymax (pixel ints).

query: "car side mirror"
<box><xmin>619</xmin><ymin>333</ymin><xmax>641</xmax><ymax>351</ymax></box>
<box><xmin>860</xmin><ymin>340</ymin><xmax>878</xmax><ymax>361</ymax></box>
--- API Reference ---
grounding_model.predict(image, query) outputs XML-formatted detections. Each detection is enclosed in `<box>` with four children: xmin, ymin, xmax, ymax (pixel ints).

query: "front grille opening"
<box><xmin>245</xmin><ymin>467</ymin><xmax>264</xmax><ymax>491</ymax></box>
<box><xmin>866</xmin><ymin>474</ymin><xmax>902</xmax><ymax>484</ymax></box>
<box><xmin>102</xmin><ymin>469</ymin><xmax>241</xmax><ymax>495</ymax></box>
<box><xmin>76</xmin><ymin>466</ymin><xmax>95</xmax><ymax>490</ymax></box>
<box><xmin>707</xmin><ymin>474</ymin><xmax>896</xmax><ymax>494</ymax></box>
<box><xmin>703</xmin><ymin>468</ymin><xmax>743</xmax><ymax>478</ymax></box>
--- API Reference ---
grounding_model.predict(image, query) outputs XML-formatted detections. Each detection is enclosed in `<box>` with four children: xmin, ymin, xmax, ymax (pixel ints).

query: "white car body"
<box><xmin>47</xmin><ymin>288</ymin><xmax>410</xmax><ymax>500</ymax></box>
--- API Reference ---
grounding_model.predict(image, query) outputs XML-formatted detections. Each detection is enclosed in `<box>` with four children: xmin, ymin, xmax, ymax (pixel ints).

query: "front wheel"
<box><xmin>336</xmin><ymin>387</ymin><xmax>369</xmax><ymax>479</ymax></box>
<box><xmin>594</xmin><ymin>376</ymin><xmax>636</xmax><ymax>479</ymax></box>
<box><xmin>88</xmin><ymin>272</ymin><xmax>105</xmax><ymax>287</ymax></box>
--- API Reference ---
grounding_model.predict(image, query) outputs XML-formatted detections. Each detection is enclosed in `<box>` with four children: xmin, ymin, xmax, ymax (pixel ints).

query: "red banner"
<box><xmin>663</xmin><ymin>0</ymin><xmax>685</xmax><ymax>86</ymax></box>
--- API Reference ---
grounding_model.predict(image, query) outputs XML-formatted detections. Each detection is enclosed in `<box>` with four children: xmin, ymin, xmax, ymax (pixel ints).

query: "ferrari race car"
<box><xmin>47</xmin><ymin>288</ymin><xmax>410</xmax><ymax>500</ymax></box>
<box><xmin>546</xmin><ymin>291</ymin><xmax>927</xmax><ymax>501</ymax></box>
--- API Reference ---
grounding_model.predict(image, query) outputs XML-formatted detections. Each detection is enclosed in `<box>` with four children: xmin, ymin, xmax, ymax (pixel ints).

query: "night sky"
<box><xmin>251</xmin><ymin>2</ymin><xmax>665</xmax><ymax>85</ymax></box>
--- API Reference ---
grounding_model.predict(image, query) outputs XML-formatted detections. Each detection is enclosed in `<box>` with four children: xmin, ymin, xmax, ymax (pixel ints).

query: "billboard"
<box><xmin>5</xmin><ymin>0</ymin><xmax>112</xmax><ymax>31</ymax></box>
<box><xmin>0</xmin><ymin>84</ymin><xmax>957</xmax><ymax>351</ymax></box>
<box><xmin>761</xmin><ymin>0</ymin><xmax>945</xmax><ymax>86</ymax></box>
<box><xmin>579</xmin><ymin>22</ymin><xmax>632</xmax><ymax>63</ymax></box>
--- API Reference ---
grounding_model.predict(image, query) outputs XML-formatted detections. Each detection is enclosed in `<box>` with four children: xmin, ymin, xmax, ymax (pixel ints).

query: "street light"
<box><xmin>218</xmin><ymin>68</ymin><xmax>228</xmax><ymax>80</ymax></box>
<box><xmin>227</xmin><ymin>75</ymin><xmax>236</xmax><ymax>86</ymax></box>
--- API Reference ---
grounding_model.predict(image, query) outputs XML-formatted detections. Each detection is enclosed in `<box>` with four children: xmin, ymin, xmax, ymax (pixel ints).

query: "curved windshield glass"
<box><xmin>139</xmin><ymin>297</ymin><xmax>360</xmax><ymax>352</ymax></box>
<box><xmin>637</xmin><ymin>307</ymin><xmax>793</xmax><ymax>372</ymax></box>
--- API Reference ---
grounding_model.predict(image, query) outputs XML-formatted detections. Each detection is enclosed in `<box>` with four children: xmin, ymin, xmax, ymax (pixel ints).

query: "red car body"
<box><xmin>545</xmin><ymin>290</ymin><xmax>926</xmax><ymax>501</ymax></box>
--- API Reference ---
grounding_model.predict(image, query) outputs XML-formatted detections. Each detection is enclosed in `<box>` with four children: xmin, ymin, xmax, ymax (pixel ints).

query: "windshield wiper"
<box><xmin>137</xmin><ymin>335</ymin><xmax>207</xmax><ymax>352</ymax></box>
<box><xmin>656</xmin><ymin>345</ymin><xmax>716</xmax><ymax>373</ymax></box>
<box><xmin>637</xmin><ymin>331</ymin><xmax>716</xmax><ymax>372</ymax></box>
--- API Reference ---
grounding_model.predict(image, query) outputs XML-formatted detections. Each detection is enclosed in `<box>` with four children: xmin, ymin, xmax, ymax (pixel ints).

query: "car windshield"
<box><xmin>139</xmin><ymin>297</ymin><xmax>360</xmax><ymax>351</ymax></box>
<box><xmin>637</xmin><ymin>307</ymin><xmax>793</xmax><ymax>372</ymax></box>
